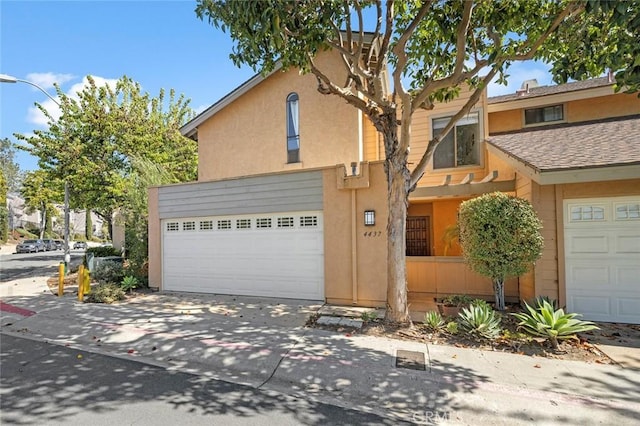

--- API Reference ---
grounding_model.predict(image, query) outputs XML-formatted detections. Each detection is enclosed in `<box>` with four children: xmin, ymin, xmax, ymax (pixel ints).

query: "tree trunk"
<box><xmin>85</xmin><ymin>209</ymin><xmax>93</xmax><ymax>240</ymax></box>
<box><xmin>493</xmin><ymin>278</ymin><xmax>505</xmax><ymax>311</ymax></box>
<box><xmin>45</xmin><ymin>212</ymin><xmax>52</xmax><ymax>236</ymax></box>
<box><xmin>382</xmin><ymin>124</ymin><xmax>411</xmax><ymax>324</ymax></box>
<box><xmin>39</xmin><ymin>206</ymin><xmax>46</xmax><ymax>239</ymax></box>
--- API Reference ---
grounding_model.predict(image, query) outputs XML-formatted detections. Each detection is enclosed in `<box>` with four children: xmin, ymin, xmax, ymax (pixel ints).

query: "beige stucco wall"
<box><xmin>197</xmin><ymin>50</ymin><xmax>360</xmax><ymax>181</ymax></box>
<box><xmin>323</xmin><ymin>161</ymin><xmax>388</xmax><ymax>307</ymax></box>
<box><xmin>147</xmin><ymin>187</ymin><xmax>161</xmax><ymax>289</ymax></box>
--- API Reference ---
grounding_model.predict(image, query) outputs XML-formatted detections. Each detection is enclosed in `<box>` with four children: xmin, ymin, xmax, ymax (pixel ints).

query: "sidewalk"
<box><xmin>1</xmin><ymin>286</ymin><xmax>639</xmax><ymax>425</ymax></box>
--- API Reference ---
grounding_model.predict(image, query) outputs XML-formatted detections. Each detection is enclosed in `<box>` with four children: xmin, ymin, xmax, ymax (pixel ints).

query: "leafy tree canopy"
<box><xmin>0</xmin><ymin>138</ymin><xmax>22</xmax><ymax>193</ymax></box>
<box><xmin>15</xmin><ymin>76</ymin><xmax>197</xmax><ymax>224</ymax></box>
<box><xmin>458</xmin><ymin>192</ymin><xmax>544</xmax><ymax>310</ymax></box>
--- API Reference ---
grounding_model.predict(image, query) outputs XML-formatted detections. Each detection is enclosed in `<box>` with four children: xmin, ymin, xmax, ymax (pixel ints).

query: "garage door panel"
<box><xmin>567</xmin><ymin>264</ymin><xmax>610</xmax><ymax>287</ymax></box>
<box><xmin>569</xmin><ymin>293</ymin><xmax>613</xmax><ymax>319</ymax></box>
<box><xmin>566</xmin><ymin>234</ymin><xmax>609</xmax><ymax>254</ymax></box>
<box><xmin>616</xmin><ymin>235</ymin><xmax>640</xmax><ymax>253</ymax></box>
<box><xmin>162</xmin><ymin>211</ymin><xmax>324</xmax><ymax>300</ymax></box>
<box><xmin>565</xmin><ymin>196</ymin><xmax>640</xmax><ymax>324</ymax></box>
<box><xmin>618</xmin><ymin>266</ymin><xmax>640</xmax><ymax>286</ymax></box>
<box><xmin>618</xmin><ymin>297</ymin><xmax>640</xmax><ymax>319</ymax></box>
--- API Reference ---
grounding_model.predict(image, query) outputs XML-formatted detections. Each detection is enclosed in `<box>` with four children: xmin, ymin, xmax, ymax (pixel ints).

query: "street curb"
<box><xmin>0</xmin><ymin>330</ymin><xmax>409</xmax><ymax>424</ymax></box>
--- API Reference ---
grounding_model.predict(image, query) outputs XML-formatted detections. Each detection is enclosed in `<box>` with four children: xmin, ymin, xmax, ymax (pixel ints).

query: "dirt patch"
<box><xmin>46</xmin><ymin>273</ymin><xmax>80</xmax><ymax>295</ymax></box>
<box><xmin>46</xmin><ymin>273</ymin><xmax>155</xmax><ymax>300</ymax></box>
<box><xmin>310</xmin><ymin>307</ymin><xmax>623</xmax><ymax>365</ymax></box>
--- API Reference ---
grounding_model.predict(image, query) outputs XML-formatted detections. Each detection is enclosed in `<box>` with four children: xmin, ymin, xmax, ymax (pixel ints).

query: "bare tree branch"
<box><xmin>343</xmin><ymin>0</ymin><xmax>352</xmax><ymax>51</ymax></box>
<box><xmin>309</xmin><ymin>56</ymin><xmax>370</xmax><ymax>112</ymax></box>
<box><xmin>374</xmin><ymin>0</ymin><xmax>394</xmax><ymax>78</ymax></box>
<box><xmin>365</xmin><ymin>0</ymin><xmax>383</xmax><ymax>70</ymax></box>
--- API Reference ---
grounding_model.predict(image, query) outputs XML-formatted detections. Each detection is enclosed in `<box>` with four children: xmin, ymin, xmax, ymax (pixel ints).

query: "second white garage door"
<box><xmin>162</xmin><ymin>211</ymin><xmax>324</xmax><ymax>300</ymax></box>
<box><xmin>564</xmin><ymin>196</ymin><xmax>640</xmax><ymax>324</ymax></box>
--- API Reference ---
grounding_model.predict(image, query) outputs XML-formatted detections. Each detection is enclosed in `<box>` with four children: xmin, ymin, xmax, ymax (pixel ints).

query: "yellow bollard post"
<box><xmin>84</xmin><ymin>269</ymin><xmax>91</xmax><ymax>294</ymax></box>
<box><xmin>58</xmin><ymin>263</ymin><xmax>65</xmax><ymax>297</ymax></box>
<box><xmin>77</xmin><ymin>265</ymin><xmax>85</xmax><ymax>301</ymax></box>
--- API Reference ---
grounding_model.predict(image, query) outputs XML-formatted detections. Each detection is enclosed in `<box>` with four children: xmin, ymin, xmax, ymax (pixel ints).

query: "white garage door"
<box><xmin>564</xmin><ymin>196</ymin><xmax>640</xmax><ymax>324</ymax></box>
<box><xmin>162</xmin><ymin>211</ymin><xmax>324</xmax><ymax>300</ymax></box>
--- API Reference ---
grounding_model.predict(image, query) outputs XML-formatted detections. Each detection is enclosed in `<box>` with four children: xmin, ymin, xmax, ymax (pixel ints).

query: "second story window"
<box><xmin>286</xmin><ymin>93</ymin><xmax>300</xmax><ymax>163</ymax></box>
<box><xmin>433</xmin><ymin>112</ymin><xmax>480</xmax><ymax>169</ymax></box>
<box><xmin>524</xmin><ymin>104</ymin><xmax>563</xmax><ymax>125</ymax></box>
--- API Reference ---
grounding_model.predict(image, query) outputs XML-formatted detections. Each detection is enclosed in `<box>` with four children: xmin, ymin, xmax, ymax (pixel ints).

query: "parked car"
<box><xmin>16</xmin><ymin>239</ymin><xmax>46</xmax><ymax>253</ymax></box>
<box><xmin>54</xmin><ymin>240</ymin><xmax>64</xmax><ymax>250</ymax></box>
<box><xmin>73</xmin><ymin>241</ymin><xmax>88</xmax><ymax>250</ymax></box>
<box><xmin>42</xmin><ymin>239</ymin><xmax>57</xmax><ymax>251</ymax></box>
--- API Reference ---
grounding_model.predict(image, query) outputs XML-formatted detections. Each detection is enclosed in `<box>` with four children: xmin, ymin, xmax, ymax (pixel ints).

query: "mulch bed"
<box><xmin>309</xmin><ymin>307</ymin><xmax>621</xmax><ymax>364</ymax></box>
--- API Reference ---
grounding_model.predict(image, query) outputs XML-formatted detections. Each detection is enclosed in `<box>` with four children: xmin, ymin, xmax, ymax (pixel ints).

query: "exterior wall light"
<box><xmin>364</xmin><ymin>210</ymin><xmax>375</xmax><ymax>226</ymax></box>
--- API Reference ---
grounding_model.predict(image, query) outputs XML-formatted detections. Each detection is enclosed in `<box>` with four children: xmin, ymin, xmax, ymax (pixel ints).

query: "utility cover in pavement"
<box><xmin>395</xmin><ymin>350</ymin><xmax>426</xmax><ymax>370</ymax></box>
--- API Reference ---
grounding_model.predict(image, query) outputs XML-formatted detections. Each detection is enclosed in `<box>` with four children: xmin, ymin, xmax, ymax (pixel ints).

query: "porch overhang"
<box><xmin>410</xmin><ymin>171</ymin><xmax>516</xmax><ymax>199</ymax></box>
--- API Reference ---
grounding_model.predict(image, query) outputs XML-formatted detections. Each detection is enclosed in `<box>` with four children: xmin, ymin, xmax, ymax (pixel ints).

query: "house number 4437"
<box><xmin>364</xmin><ymin>231</ymin><xmax>382</xmax><ymax>237</ymax></box>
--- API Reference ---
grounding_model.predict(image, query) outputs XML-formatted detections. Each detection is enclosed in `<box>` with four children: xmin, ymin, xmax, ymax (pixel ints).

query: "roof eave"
<box><xmin>486</xmin><ymin>142</ymin><xmax>640</xmax><ymax>185</ymax></box>
<box><xmin>487</xmin><ymin>85</ymin><xmax>615</xmax><ymax>112</ymax></box>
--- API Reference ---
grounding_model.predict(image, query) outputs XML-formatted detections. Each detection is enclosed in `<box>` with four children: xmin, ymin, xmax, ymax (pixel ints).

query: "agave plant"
<box><xmin>423</xmin><ymin>310</ymin><xmax>445</xmax><ymax>331</ymax></box>
<box><xmin>511</xmin><ymin>300</ymin><xmax>599</xmax><ymax>349</ymax></box>
<box><xmin>458</xmin><ymin>303</ymin><xmax>502</xmax><ymax>339</ymax></box>
<box><xmin>446</xmin><ymin>321</ymin><xmax>459</xmax><ymax>335</ymax></box>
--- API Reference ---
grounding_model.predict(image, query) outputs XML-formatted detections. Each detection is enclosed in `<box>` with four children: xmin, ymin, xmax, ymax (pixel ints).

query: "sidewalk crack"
<box><xmin>256</xmin><ymin>327</ymin><xmax>308</xmax><ymax>390</ymax></box>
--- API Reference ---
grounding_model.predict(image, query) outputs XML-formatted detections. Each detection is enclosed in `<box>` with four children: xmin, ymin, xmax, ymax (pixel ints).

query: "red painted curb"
<box><xmin>0</xmin><ymin>301</ymin><xmax>36</xmax><ymax>317</ymax></box>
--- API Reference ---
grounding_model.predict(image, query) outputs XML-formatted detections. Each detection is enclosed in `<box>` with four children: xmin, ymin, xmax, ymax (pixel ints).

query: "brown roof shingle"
<box><xmin>488</xmin><ymin>77</ymin><xmax>613</xmax><ymax>104</ymax></box>
<box><xmin>487</xmin><ymin>115</ymin><xmax>640</xmax><ymax>172</ymax></box>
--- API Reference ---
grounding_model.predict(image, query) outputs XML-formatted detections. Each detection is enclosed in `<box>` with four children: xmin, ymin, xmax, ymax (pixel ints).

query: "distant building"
<box><xmin>5</xmin><ymin>193</ymin><xmax>104</xmax><ymax>238</ymax></box>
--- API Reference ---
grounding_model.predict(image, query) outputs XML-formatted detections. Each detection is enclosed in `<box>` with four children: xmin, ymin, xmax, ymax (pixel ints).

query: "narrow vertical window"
<box><xmin>286</xmin><ymin>92</ymin><xmax>300</xmax><ymax>163</ymax></box>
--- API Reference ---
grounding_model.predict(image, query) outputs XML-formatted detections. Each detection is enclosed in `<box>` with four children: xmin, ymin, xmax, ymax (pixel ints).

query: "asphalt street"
<box><xmin>0</xmin><ymin>249</ymin><xmax>84</xmax><ymax>282</ymax></box>
<box><xmin>0</xmin><ymin>334</ymin><xmax>404</xmax><ymax>425</ymax></box>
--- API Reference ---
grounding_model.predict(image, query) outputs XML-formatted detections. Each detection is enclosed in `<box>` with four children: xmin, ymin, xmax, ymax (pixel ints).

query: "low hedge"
<box><xmin>86</xmin><ymin>246</ymin><xmax>121</xmax><ymax>258</ymax></box>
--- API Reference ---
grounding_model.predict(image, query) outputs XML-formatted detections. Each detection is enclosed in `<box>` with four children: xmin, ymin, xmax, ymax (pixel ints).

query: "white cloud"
<box><xmin>25</xmin><ymin>72</ymin><xmax>75</xmax><ymax>90</ymax></box>
<box><xmin>487</xmin><ymin>61</ymin><xmax>554</xmax><ymax>97</ymax></box>
<box><xmin>194</xmin><ymin>104</ymin><xmax>209</xmax><ymax>114</ymax></box>
<box><xmin>27</xmin><ymin>75</ymin><xmax>119</xmax><ymax>127</ymax></box>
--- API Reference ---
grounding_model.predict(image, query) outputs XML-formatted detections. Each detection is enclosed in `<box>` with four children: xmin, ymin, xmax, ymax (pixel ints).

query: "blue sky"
<box><xmin>1</xmin><ymin>0</ymin><xmax>554</xmax><ymax>172</ymax></box>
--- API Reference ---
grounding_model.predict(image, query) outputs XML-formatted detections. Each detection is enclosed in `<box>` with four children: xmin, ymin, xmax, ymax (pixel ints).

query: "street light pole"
<box><xmin>0</xmin><ymin>74</ymin><xmax>61</xmax><ymax>105</ymax></box>
<box><xmin>1</xmin><ymin>73</ymin><xmax>71</xmax><ymax>270</ymax></box>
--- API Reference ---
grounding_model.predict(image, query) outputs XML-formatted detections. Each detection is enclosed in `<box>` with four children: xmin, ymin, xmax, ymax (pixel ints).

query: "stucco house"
<box><xmin>148</xmin><ymin>52</ymin><xmax>640</xmax><ymax>324</ymax></box>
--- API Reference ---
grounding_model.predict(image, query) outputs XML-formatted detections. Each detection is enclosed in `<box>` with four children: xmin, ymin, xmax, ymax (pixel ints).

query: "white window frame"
<box><xmin>286</xmin><ymin>92</ymin><xmax>300</xmax><ymax>163</ymax></box>
<box><xmin>183</xmin><ymin>221</ymin><xmax>196</xmax><ymax>231</ymax></box>
<box><xmin>523</xmin><ymin>104</ymin><xmax>566</xmax><ymax>127</ymax></box>
<box><xmin>614</xmin><ymin>202</ymin><xmax>640</xmax><ymax>221</ymax></box>
<box><xmin>431</xmin><ymin>110</ymin><xmax>483</xmax><ymax>171</ymax></box>
<box><xmin>568</xmin><ymin>204</ymin><xmax>607</xmax><ymax>223</ymax></box>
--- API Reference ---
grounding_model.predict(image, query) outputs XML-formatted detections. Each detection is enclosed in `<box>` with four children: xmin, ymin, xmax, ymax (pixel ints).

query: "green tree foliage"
<box><xmin>21</xmin><ymin>170</ymin><xmax>62</xmax><ymax>239</ymax></box>
<box><xmin>124</xmin><ymin>157</ymin><xmax>177</xmax><ymax>278</ymax></box>
<box><xmin>196</xmin><ymin>0</ymin><xmax>639</xmax><ymax>323</ymax></box>
<box><xmin>16</xmin><ymin>76</ymin><xmax>197</xmax><ymax>237</ymax></box>
<box><xmin>0</xmin><ymin>138</ymin><xmax>22</xmax><ymax>193</ymax></box>
<box><xmin>458</xmin><ymin>192</ymin><xmax>544</xmax><ymax>311</ymax></box>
